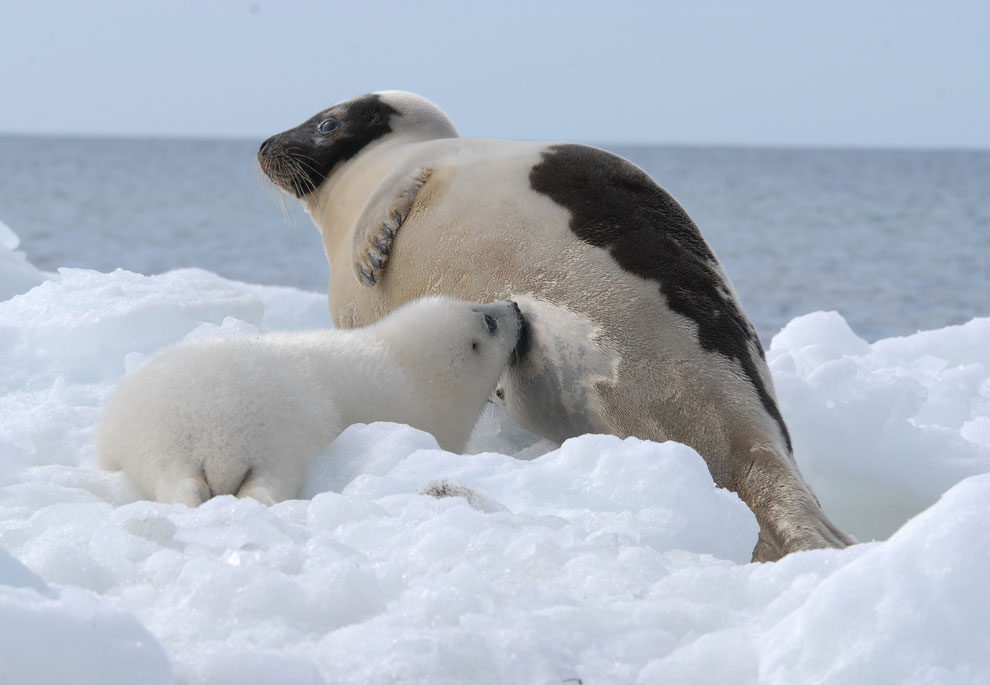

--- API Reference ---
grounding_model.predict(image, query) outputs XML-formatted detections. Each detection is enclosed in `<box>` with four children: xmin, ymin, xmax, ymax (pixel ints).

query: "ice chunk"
<box><xmin>0</xmin><ymin>218</ymin><xmax>50</xmax><ymax>301</ymax></box>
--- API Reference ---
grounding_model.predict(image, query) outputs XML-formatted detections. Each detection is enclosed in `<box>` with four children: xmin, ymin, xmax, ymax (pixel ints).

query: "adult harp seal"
<box><xmin>258</xmin><ymin>90</ymin><xmax>852</xmax><ymax>561</ymax></box>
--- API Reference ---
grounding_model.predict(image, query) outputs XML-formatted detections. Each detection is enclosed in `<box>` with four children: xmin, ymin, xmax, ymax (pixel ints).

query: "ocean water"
<box><xmin>1</xmin><ymin>135</ymin><xmax>987</xmax><ymax>342</ymax></box>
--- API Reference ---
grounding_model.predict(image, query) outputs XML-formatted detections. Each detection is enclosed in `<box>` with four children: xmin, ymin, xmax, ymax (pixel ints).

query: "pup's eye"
<box><xmin>317</xmin><ymin>118</ymin><xmax>340</xmax><ymax>134</ymax></box>
<box><xmin>482</xmin><ymin>314</ymin><xmax>498</xmax><ymax>334</ymax></box>
<box><xmin>471</xmin><ymin>341</ymin><xmax>479</xmax><ymax>352</ymax></box>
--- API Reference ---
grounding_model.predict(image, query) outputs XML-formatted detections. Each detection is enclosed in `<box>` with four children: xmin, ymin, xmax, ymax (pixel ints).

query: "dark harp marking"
<box><xmin>528</xmin><ymin>144</ymin><xmax>791</xmax><ymax>452</ymax></box>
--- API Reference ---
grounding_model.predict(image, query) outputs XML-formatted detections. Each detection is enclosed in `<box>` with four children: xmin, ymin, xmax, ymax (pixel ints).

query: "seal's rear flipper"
<box><xmin>737</xmin><ymin>446</ymin><xmax>855</xmax><ymax>562</ymax></box>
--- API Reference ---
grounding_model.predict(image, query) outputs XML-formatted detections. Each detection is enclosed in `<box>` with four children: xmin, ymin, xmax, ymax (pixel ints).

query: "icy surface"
<box><xmin>0</xmin><ymin>548</ymin><xmax>172</xmax><ymax>684</ymax></box>
<box><xmin>769</xmin><ymin>311</ymin><xmax>990</xmax><ymax>541</ymax></box>
<box><xmin>2</xmin><ymin>223</ymin><xmax>989</xmax><ymax>683</ymax></box>
<box><xmin>0</xmin><ymin>217</ymin><xmax>51</xmax><ymax>301</ymax></box>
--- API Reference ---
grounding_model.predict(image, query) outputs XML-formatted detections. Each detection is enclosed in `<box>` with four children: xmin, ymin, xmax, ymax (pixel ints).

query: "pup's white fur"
<box><xmin>97</xmin><ymin>296</ymin><xmax>522</xmax><ymax>506</ymax></box>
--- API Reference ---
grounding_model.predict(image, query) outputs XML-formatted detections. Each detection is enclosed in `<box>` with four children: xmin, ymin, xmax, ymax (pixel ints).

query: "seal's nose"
<box><xmin>505</xmin><ymin>300</ymin><xmax>529</xmax><ymax>362</ymax></box>
<box><xmin>258</xmin><ymin>137</ymin><xmax>273</xmax><ymax>156</ymax></box>
<box><xmin>483</xmin><ymin>313</ymin><xmax>498</xmax><ymax>335</ymax></box>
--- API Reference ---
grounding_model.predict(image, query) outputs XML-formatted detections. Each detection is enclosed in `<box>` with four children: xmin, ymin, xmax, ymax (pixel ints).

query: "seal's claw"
<box><xmin>383</xmin><ymin>211</ymin><xmax>401</xmax><ymax>233</ymax></box>
<box><xmin>357</xmin><ymin>206</ymin><xmax>402</xmax><ymax>288</ymax></box>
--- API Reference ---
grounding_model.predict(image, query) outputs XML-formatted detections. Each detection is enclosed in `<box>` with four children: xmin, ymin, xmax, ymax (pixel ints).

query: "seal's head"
<box><xmin>373</xmin><ymin>296</ymin><xmax>526</xmax><ymax>383</ymax></box>
<box><xmin>365</xmin><ymin>295</ymin><xmax>527</xmax><ymax>449</ymax></box>
<box><xmin>258</xmin><ymin>91</ymin><xmax>458</xmax><ymax>198</ymax></box>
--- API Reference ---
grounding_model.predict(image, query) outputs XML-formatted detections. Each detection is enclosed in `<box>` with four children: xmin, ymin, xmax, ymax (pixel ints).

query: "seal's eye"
<box><xmin>482</xmin><ymin>314</ymin><xmax>498</xmax><ymax>335</ymax></box>
<box><xmin>317</xmin><ymin>118</ymin><xmax>340</xmax><ymax>134</ymax></box>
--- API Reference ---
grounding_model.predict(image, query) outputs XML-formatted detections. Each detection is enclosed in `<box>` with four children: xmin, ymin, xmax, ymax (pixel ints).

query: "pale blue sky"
<box><xmin>1</xmin><ymin>0</ymin><xmax>987</xmax><ymax>148</ymax></box>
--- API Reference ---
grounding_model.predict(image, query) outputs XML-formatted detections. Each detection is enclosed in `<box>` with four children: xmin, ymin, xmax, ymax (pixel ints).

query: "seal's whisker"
<box><xmin>283</xmin><ymin>146</ymin><xmax>323</xmax><ymax>174</ymax></box>
<box><xmin>259</xmin><ymin>142</ymin><xmax>324</xmax><ymax>199</ymax></box>
<box><xmin>282</xmin><ymin>156</ymin><xmax>313</xmax><ymax>197</ymax></box>
<box><xmin>288</xmin><ymin>153</ymin><xmax>324</xmax><ymax>179</ymax></box>
<box><xmin>255</xmin><ymin>158</ymin><xmax>296</xmax><ymax>221</ymax></box>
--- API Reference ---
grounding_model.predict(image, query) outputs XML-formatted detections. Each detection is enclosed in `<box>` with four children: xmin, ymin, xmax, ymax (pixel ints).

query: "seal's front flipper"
<box><xmin>352</xmin><ymin>167</ymin><xmax>434</xmax><ymax>287</ymax></box>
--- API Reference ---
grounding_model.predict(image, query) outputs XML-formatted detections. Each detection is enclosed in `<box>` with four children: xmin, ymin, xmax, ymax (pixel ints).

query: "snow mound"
<box><xmin>0</xmin><ymin>217</ymin><xmax>51</xmax><ymax>300</ymax></box>
<box><xmin>769</xmin><ymin>311</ymin><xmax>990</xmax><ymax>540</ymax></box>
<box><xmin>0</xmin><ymin>548</ymin><xmax>172</xmax><ymax>684</ymax></box>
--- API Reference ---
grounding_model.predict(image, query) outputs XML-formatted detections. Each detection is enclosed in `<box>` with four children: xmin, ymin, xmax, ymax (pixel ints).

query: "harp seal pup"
<box><xmin>97</xmin><ymin>296</ymin><xmax>525</xmax><ymax>506</ymax></box>
<box><xmin>257</xmin><ymin>90</ymin><xmax>853</xmax><ymax>561</ymax></box>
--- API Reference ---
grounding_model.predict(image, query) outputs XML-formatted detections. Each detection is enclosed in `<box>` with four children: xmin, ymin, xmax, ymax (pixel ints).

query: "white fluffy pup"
<box><xmin>97</xmin><ymin>296</ymin><xmax>525</xmax><ymax>506</ymax></box>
